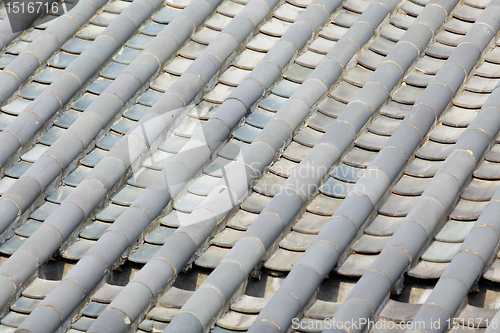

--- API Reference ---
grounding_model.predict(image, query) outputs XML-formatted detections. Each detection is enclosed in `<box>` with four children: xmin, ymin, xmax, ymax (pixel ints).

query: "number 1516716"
<box><xmin>5</xmin><ymin>1</ymin><xmax>58</xmax><ymax>14</ymax></box>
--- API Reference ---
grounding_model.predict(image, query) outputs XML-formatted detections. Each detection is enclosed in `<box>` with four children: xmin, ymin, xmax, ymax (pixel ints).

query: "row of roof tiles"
<box><xmin>2</xmin><ymin>0</ymin><xmax>500</xmax><ymax>330</ymax></box>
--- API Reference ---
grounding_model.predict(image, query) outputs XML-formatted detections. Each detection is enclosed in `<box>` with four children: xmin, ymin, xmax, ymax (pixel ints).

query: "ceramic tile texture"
<box><xmin>2</xmin><ymin>0</ymin><xmax>500</xmax><ymax>332</ymax></box>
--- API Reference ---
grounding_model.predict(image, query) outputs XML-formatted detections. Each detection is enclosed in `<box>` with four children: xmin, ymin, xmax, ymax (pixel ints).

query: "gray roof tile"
<box><xmin>259</xmin><ymin>17</ymin><xmax>292</xmax><ymax>37</ymax></box>
<box><xmin>400</xmin><ymin>0</ymin><xmax>423</xmax><ymax>16</ymax></box>
<box><xmin>195</xmin><ymin>246</ymin><xmax>229</xmax><ymax>268</ymax></box>
<box><xmin>4</xmin><ymin>0</ymin><xmax>500</xmax><ymax>332</ymax></box>
<box><xmin>453</xmin><ymin>4</ymin><xmax>483</xmax><ymax>21</ymax></box>
<box><xmin>224</xmin><ymin>216</ymin><xmax>258</xmax><ymax>235</ymax></box>
<box><xmin>436</xmin><ymin>29</ymin><xmax>463</xmax><ymax>46</ymax></box>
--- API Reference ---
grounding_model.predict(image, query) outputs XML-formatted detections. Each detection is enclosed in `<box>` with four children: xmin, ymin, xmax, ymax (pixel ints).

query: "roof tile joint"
<box><xmin>457</xmin><ymin>249</ymin><xmax>485</xmax><ymax>265</ymax></box>
<box><xmin>467</xmin><ymin>126</ymin><xmax>494</xmax><ymax>141</ymax></box>
<box><xmin>449</xmin><ymin>148</ymin><xmax>476</xmax><ymax>164</ymax></box>
<box><xmin>423</xmin><ymin>302</ymin><xmax>451</xmax><ymax>317</ymax></box>
<box><xmin>178</xmin><ymin>14</ymin><xmax>197</xmax><ymax>31</ymax></box>
<box><xmin>219</xmin><ymin>259</ymin><xmax>248</xmax><ymax>275</ymax></box>
<box><xmin>346</xmin><ymin>296</ymin><xmax>374</xmax><ymax>316</ymax></box>
<box><xmin>412</xmin><ymin>21</ymin><xmax>435</xmax><ymax>37</ymax></box>
<box><xmin>438</xmin><ymin>275</ymin><xmax>469</xmax><ymax>290</ymax></box>
<box><xmin>261</xmin><ymin>210</ymin><xmax>286</xmax><ymax>227</ymax></box>
<box><xmin>0</xmin><ymin>274</ymin><xmax>17</xmax><ymax>290</ymax></box>
<box><xmin>36</xmin><ymin>303</ymin><xmax>64</xmax><ymax>323</ymax></box>
<box><xmin>338</xmin><ymin>37</ymin><xmax>360</xmax><ymax>51</ymax></box>
<box><xmin>40</xmin><ymin>152</ymin><xmax>65</xmax><ymax>171</ymax></box>
<box><xmin>309</xmin><ymin>2</ymin><xmax>331</xmax><ymax>15</ymax></box>
<box><xmin>436</xmin><ymin>171</ymin><xmax>461</xmax><ymax>186</ymax></box>
<box><xmin>85</xmin><ymin>0</ymin><xmax>97</xmax><ymax>10</ymax></box>
<box><xmin>66</xmin><ymin>71</ymin><xmax>83</xmax><ymax>88</ymax></box>
<box><xmin>252</xmin><ymin>140</ymin><xmax>279</xmax><ymax>155</ymax></box>
<box><xmin>96</xmin><ymin>34</ymin><xmax>119</xmax><ymax>49</ymax></box>
<box><xmin>269</xmin><ymin>117</ymin><xmax>293</xmax><ymax>133</ymax></box>
<box><xmin>176</xmin><ymin>229</ymin><xmax>203</xmax><ymax>247</ymax></box>
<box><xmin>254</xmin><ymin>318</ymin><xmax>284</xmax><ymax>333</ymax></box>
<box><xmin>43</xmin><ymin>91</ymin><xmax>63</xmax><ymax>108</ymax></box>
<box><xmin>259</xmin><ymin>58</ymin><xmax>283</xmax><ymax>71</ymax></box>
<box><xmin>364</xmin><ymin>167</ymin><xmax>390</xmax><ymax>183</ymax></box>
<box><xmin>312</xmin><ymin>239</ymin><xmax>339</xmax><ymax>254</ymax></box>
<box><xmin>43</xmin><ymin>30</ymin><xmax>62</xmax><ymax>48</ymax></box>
<box><xmin>200</xmin><ymin>283</ymin><xmax>227</xmax><ymax>302</ymax></box>
<box><xmin>2</xmin><ymin>70</ymin><xmax>22</xmax><ymax>86</ymax></box>
<box><xmin>404</xmin><ymin>220</ymin><xmax>430</xmax><ymax>239</ymax></box>
<box><xmin>3</xmin><ymin>130</ymin><xmax>24</xmax><ymax>147</ymax></box>
<box><xmin>372</xmin><ymin>1</ymin><xmax>390</xmax><ymax>13</ymax></box>
<box><xmin>367</xmin><ymin>269</ymin><xmax>392</xmax><ymax>286</ymax></box>
<box><xmin>63</xmin><ymin>277</ymin><xmax>87</xmax><ymax>294</ymax></box>
<box><xmin>315</xmin><ymin>142</ymin><xmax>340</xmax><ymax>159</ymax></box>
<box><xmin>414</xmin><ymin>102</ymin><xmax>438</xmax><ymax>119</ymax></box>
<box><xmin>385</xmin><ymin>244</ymin><xmax>412</xmax><ymax>266</ymax></box>
<box><xmin>428</xmin><ymin>81</ymin><xmax>453</xmax><ymax>99</ymax></box>
<box><xmin>353</xmin><ymin>20</ymin><xmax>375</xmax><ymax>31</ymax></box>
<box><xmin>241</xmin><ymin>235</ymin><xmax>266</xmax><ymax>253</ymax></box>
<box><xmin>21</xmin><ymin>175</ymin><xmax>44</xmax><ymax>193</ymax></box>
<box><xmin>142</xmin><ymin>51</ymin><xmax>162</xmax><ymax>68</ymax></box>
<box><xmin>397</xmin><ymin>40</ymin><xmax>420</xmax><ymax>56</ymax></box>
<box><xmin>0</xmin><ymin>197</ymin><xmax>21</xmax><ymax>215</ymax></box>
<box><xmin>102</xmin><ymin>91</ymin><xmax>125</xmax><ymax>106</ymax></box>
<box><xmin>472</xmin><ymin>223</ymin><xmax>500</xmax><ymax>240</ymax></box>
<box><xmin>277</xmin><ymin>290</ymin><xmax>303</xmax><ymax>309</ymax></box>
<box><xmin>42</xmin><ymin>223</ymin><xmax>65</xmax><ymax>246</ymax></box>
<box><xmin>80</xmin><ymin>51</ymin><xmax>103</xmax><ymax>67</ymax></box>
<box><xmin>426</xmin><ymin>3</ymin><xmax>449</xmax><ymax>17</ymax></box>
<box><xmin>63</xmin><ymin>200</ymin><xmax>88</xmax><ymax>219</ymax></box>
<box><xmin>21</xmin><ymin>50</ymin><xmax>42</xmax><ymax>66</ymax></box>
<box><xmin>243</xmin><ymin>77</ymin><xmax>266</xmax><ymax>92</ymax></box>
<box><xmin>331</xmin><ymin>214</ymin><xmax>358</xmax><ymax>230</ymax></box>
<box><xmin>152</xmin><ymin>256</ymin><xmax>178</xmax><ymax>277</ymax></box>
<box><xmin>348</xmin><ymin>99</ymin><xmax>373</xmax><ymax>112</ymax></box>
<box><xmin>278</xmin><ymin>186</ymin><xmax>306</xmax><ymax>203</ymax></box>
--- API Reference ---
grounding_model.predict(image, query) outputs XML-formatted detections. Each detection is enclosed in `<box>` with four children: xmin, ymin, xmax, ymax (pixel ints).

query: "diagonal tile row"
<box><xmin>335</xmin><ymin>3</ymin><xmax>500</xmax><ymax>281</ymax></box>
<box><xmin>0</xmin><ymin>0</ymin><xmax>199</xmax><ymax>175</ymax></box>
<box><xmin>122</xmin><ymin>0</ymin><xmax>399</xmax><ymax>330</ymax></box>
<box><xmin>364</xmin><ymin>78</ymin><xmax>500</xmax><ymax>333</ymax></box>
<box><xmin>0</xmin><ymin>0</ymin><xmax>207</xmax><ymax>250</ymax></box>
<box><xmin>315</xmin><ymin>2</ymin><xmax>500</xmax><ymax>332</ymax></box>
<box><xmin>0</xmin><ymin>0</ymin><xmax>225</xmax><ymax>318</ymax></box>
<box><xmin>0</xmin><ymin>0</ymin><xmax>500</xmax><ymax>332</ymax></box>
<box><xmin>0</xmin><ymin>0</ymin><xmax>228</xmax><ymax>242</ymax></box>
<box><xmin>0</xmin><ymin>0</ymin><xmax>313</xmax><ymax>327</ymax></box>
<box><xmin>47</xmin><ymin>0</ymin><xmax>314</xmax><ymax>266</ymax></box>
<box><xmin>3</xmin><ymin>2</ymin><xmax>254</xmax><ymax>174</ymax></box>
<box><xmin>74</xmin><ymin>0</ymin><xmax>346</xmax><ymax>331</ymax></box>
<box><xmin>0</xmin><ymin>0</ymin><xmax>326</xmax><ymax>330</ymax></box>
<box><xmin>39</xmin><ymin>0</ymin><xmax>356</xmax><ymax>330</ymax></box>
<box><xmin>0</xmin><ymin>0</ymin><xmax>62</xmax><ymax>52</ymax></box>
<box><xmin>125</xmin><ymin>0</ymin><xmax>450</xmax><ymax>330</ymax></box>
<box><xmin>330</xmin><ymin>39</ymin><xmax>500</xmax><ymax>333</ymax></box>
<box><xmin>403</xmin><ymin>142</ymin><xmax>500</xmax><ymax>331</ymax></box>
<box><xmin>161</xmin><ymin>0</ymin><xmax>496</xmax><ymax>330</ymax></box>
<box><xmin>0</xmin><ymin>0</ymin><xmax>119</xmax><ymax>108</ymax></box>
<box><xmin>0</xmin><ymin>0</ymin><xmax>178</xmax><ymax>233</ymax></box>
<box><xmin>0</xmin><ymin>0</ymin><xmax>275</xmax><ymax>296</ymax></box>
<box><xmin>104</xmin><ymin>0</ymin><xmax>468</xmax><ymax>328</ymax></box>
<box><xmin>163</xmin><ymin>0</ymin><xmax>488</xmax><ymax>329</ymax></box>
<box><xmin>0</xmin><ymin>0</ymin><xmax>172</xmax><ymax>174</ymax></box>
<box><xmin>212</xmin><ymin>0</ymin><xmax>474</xmax><ymax>331</ymax></box>
<box><xmin>232</xmin><ymin>0</ymin><xmax>500</xmax><ymax>331</ymax></box>
<box><xmin>170</xmin><ymin>0</ymin><xmax>406</xmax><ymax>320</ymax></box>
